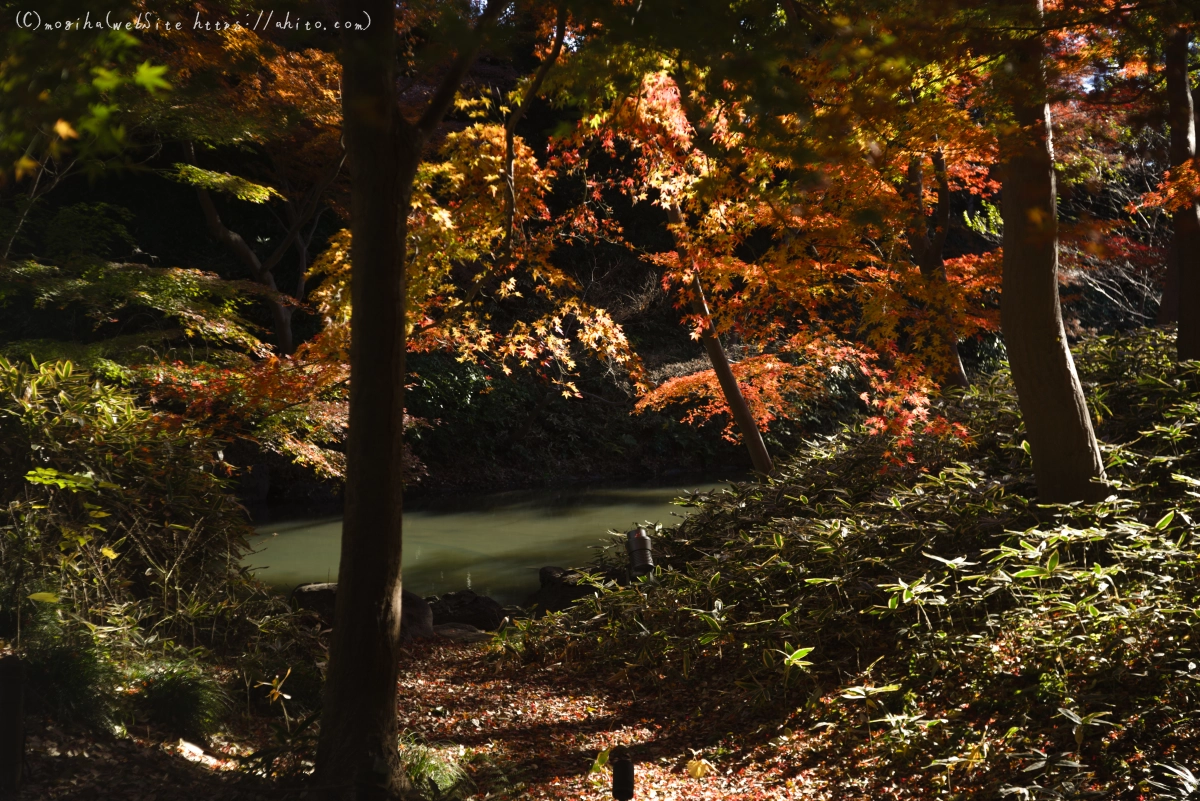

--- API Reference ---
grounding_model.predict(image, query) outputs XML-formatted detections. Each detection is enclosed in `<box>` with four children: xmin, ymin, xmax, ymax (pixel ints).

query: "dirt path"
<box><xmin>17</xmin><ymin>638</ymin><xmax>832</xmax><ymax>800</ymax></box>
<box><xmin>397</xmin><ymin>640</ymin><xmax>822</xmax><ymax>800</ymax></box>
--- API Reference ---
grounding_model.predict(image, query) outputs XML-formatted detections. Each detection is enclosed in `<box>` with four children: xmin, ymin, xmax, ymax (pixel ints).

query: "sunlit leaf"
<box><xmin>169</xmin><ymin>164</ymin><xmax>282</xmax><ymax>204</ymax></box>
<box><xmin>133</xmin><ymin>61</ymin><xmax>171</xmax><ymax>95</ymax></box>
<box><xmin>54</xmin><ymin>119</ymin><xmax>79</xmax><ymax>140</ymax></box>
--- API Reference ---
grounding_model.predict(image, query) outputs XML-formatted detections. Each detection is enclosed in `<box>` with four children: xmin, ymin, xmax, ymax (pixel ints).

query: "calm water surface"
<box><xmin>246</xmin><ymin>482</ymin><xmax>728</xmax><ymax>605</ymax></box>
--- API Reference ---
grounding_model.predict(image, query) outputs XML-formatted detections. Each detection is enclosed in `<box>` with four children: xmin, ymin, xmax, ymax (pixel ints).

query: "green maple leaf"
<box><xmin>134</xmin><ymin>61</ymin><xmax>171</xmax><ymax>95</ymax></box>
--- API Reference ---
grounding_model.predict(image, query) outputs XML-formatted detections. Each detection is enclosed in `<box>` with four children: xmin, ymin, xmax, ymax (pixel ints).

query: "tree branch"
<box><xmin>416</xmin><ymin>0</ymin><xmax>510</xmax><ymax>136</ymax></box>
<box><xmin>417</xmin><ymin>4</ymin><xmax>563</xmax><ymax>338</ymax></box>
<box><xmin>930</xmin><ymin>148</ymin><xmax>951</xmax><ymax>260</ymax></box>
<box><xmin>904</xmin><ymin>155</ymin><xmax>931</xmax><ymax>268</ymax></box>
<box><xmin>505</xmin><ymin>3</ymin><xmax>567</xmax><ymax>138</ymax></box>
<box><xmin>503</xmin><ymin>2</ymin><xmax>567</xmax><ymax>257</ymax></box>
<box><xmin>259</xmin><ymin>150</ymin><xmax>346</xmax><ymax>276</ymax></box>
<box><xmin>186</xmin><ymin>141</ymin><xmax>345</xmax><ymax>291</ymax></box>
<box><xmin>185</xmin><ymin>141</ymin><xmax>270</xmax><ymax>283</ymax></box>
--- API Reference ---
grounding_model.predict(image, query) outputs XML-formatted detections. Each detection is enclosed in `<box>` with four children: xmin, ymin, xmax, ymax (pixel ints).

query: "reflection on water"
<box><xmin>245</xmin><ymin>482</ymin><xmax>728</xmax><ymax>605</ymax></box>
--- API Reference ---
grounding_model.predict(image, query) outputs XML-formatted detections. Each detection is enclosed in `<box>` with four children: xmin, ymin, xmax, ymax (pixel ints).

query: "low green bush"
<box><xmin>22</xmin><ymin>610</ymin><xmax>117</xmax><ymax>728</ymax></box>
<box><xmin>0</xmin><ymin>358</ymin><xmax>325</xmax><ymax>752</ymax></box>
<box><xmin>516</xmin><ymin>327</ymin><xmax>1200</xmax><ymax>797</ymax></box>
<box><xmin>398</xmin><ymin>731</ymin><xmax>473</xmax><ymax>801</ymax></box>
<box><xmin>128</xmin><ymin>659</ymin><xmax>230</xmax><ymax>742</ymax></box>
<box><xmin>0</xmin><ymin>358</ymin><xmax>254</xmax><ymax>643</ymax></box>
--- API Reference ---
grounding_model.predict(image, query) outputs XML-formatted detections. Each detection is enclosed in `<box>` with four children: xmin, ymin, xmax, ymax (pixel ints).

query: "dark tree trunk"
<box><xmin>998</xmin><ymin>0</ymin><xmax>1106</xmax><ymax>503</ymax></box>
<box><xmin>905</xmin><ymin>152</ymin><xmax>969</xmax><ymax>389</ymax></box>
<box><xmin>0</xmin><ymin>656</ymin><xmax>24</xmax><ymax>794</ymax></box>
<box><xmin>1165</xmin><ymin>29</ymin><xmax>1200</xmax><ymax>359</ymax></box>
<box><xmin>315</xmin><ymin>1</ymin><xmax>409</xmax><ymax>796</ymax></box>
<box><xmin>191</xmin><ymin>157</ymin><xmax>298</xmax><ymax>355</ymax></box>
<box><xmin>667</xmin><ymin>205</ymin><xmax>774</xmax><ymax>478</ymax></box>
<box><xmin>1157</xmin><ymin>249</ymin><xmax>1180</xmax><ymax>325</ymax></box>
<box><xmin>316</xmin><ymin>2</ymin><xmax>503</xmax><ymax>797</ymax></box>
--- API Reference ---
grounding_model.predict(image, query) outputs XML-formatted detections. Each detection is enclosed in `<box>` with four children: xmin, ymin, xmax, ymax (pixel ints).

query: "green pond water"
<box><xmin>246</xmin><ymin>482</ymin><xmax>728</xmax><ymax>605</ymax></box>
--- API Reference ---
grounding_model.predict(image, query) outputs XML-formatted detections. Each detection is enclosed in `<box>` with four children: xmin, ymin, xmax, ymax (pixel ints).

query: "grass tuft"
<box><xmin>129</xmin><ymin>660</ymin><xmax>230</xmax><ymax>741</ymax></box>
<box><xmin>398</xmin><ymin>731</ymin><xmax>473</xmax><ymax>800</ymax></box>
<box><xmin>22</xmin><ymin>614</ymin><xmax>117</xmax><ymax>728</ymax></box>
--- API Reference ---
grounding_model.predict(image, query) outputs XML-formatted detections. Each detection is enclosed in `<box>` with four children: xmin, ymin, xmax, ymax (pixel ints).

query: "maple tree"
<box><xmin>664</xmin><ymin>203</ymin><xmax>774</xmax><ymax>476</ymax></box>
<box><xmin>106</xmin><ymin>4</ymin><xmax>644</xmax><ymax>483</ymax></box>
<box><xmin>536</xmin><ymin>11</ymin><xmax>1004</xmax><ymax>466</ymax></box>
<box><xmin>134</xmin><ymin>20</ymin><xmax>347</xmax><ymax>355</ymax></box>
<box><xmin>0</xmin><ymin>0</ymin><xmax>170</xmax><ymax>260</ymax></box>
<box><xmin>547</xmin><ymin>0</ymin><xmax>1171</xmax><ymax>502</ymax></box>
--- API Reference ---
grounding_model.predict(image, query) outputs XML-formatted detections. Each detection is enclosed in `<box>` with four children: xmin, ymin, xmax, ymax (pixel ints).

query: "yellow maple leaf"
<box><xmin>14</xmin><ymin>156</ymin><xmax>39</xmax><ymax>179</ymax></box>
<box><xmin>54</xmin><ymin>119</ymin><xmax>79</xmax><ymax>139</ymax></box>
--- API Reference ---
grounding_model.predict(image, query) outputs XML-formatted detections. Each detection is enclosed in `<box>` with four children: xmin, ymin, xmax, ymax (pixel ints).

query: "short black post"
<box><xmin>0</xmin><ymin>655</ymin><xmax>25</xmax><ymax>795</ymax></box>
<box><xmin>610</xmin><ymin>745</ymin><xmax>634</xmax><ymax>800</ymax></box>
<box><xmin>624</xmin><ymin>528</ymin><xmax>654</xmax><ymax>581</ymax></box>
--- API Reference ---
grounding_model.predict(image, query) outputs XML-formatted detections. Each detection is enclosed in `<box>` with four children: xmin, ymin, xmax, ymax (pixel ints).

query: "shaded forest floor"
<box><xmin>19</xmin><ymin>637</ymin><xmax>833</xmax><ymax>800</ymax></box>
<box><xmin>395</xmin><ymin>640</ymin><xmax>819</xmax><ymax>800</ymax></box>
<box><xmin>18</xmin><ymin>718</ymin><xmax>283</xmax><ymax>800</ymax></box>
<box><xmin>17</xmin><ymin>330</ymin><xmax>1200</xmax><ymax>801</ymax></box>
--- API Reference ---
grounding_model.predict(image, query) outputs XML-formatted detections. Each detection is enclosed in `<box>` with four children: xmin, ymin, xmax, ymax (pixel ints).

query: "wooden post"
<box><xmin>0</xmin><ymin>655</ymin><xmax>25</xmax><ymax>795</ymax></box>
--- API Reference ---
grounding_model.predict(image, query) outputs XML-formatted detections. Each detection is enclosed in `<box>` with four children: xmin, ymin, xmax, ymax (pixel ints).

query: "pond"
<box><xmin>245</xmin><ymin>481</ymin><xmax>730</xmax><ymax>606</ymax></box>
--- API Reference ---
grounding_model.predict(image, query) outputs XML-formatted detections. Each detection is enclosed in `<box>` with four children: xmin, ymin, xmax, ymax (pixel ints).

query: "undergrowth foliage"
<box><xmin>512</xmin><ymin>328</ymin><xmax>1200</xmax><ymax>798</ymax></box>
<box><xmin>0</xmin><ymin>357</ymin><xmax>324</xmax><ymax>741</ymax></box>
<box><xmin>0</xmin><ymin>357</ymin><xmax>253</xmax><ymax>639</ymax></box>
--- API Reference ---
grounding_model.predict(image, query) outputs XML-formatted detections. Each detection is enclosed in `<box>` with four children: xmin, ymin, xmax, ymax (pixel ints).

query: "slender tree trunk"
<box><xmin>315</xmin><ymin>1</ymin><xmax>409</xmax><ymax>796</ymax></box>
<box><xmin>999</xmin><ymin>0</ymin><xmax>1106</xmax><ymax>503</ymax></box>
<box><xmin>1165</xmin><ymin>29</ymin><xmax>1200</xmax><ymax>359</ymax></box>
<box><xmin>1157</xmin><ymin>247</ymin><xmax>1180</xmax><ymax>325</ymax></box>
<box><xmin>906</xmin><ymin>153</ymin><xmax>969</xmax><ymax>389</ymax></box>
<box><xmin>667</xmin><ymin>205</ymin><xmax>774</xmax><ymax>478</ymax></box>
<box><xmin>190</xmin><ymin>157</ymin><xmax>298</xmax><ymax>355</ymax></box>
<box><xmin>186</xmin><ymin>143</ymin><xmax>343</xmax><ymax>355</ymax></box>
<box><xmin>1</xmin><ymin>157</ymin><xmax>75</xmax><ymax>262</ymax></box>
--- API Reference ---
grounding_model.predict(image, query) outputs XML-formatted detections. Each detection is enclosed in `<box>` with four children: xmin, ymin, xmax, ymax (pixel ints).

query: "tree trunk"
<box><xmin>999</xmin><ymin>0</ymin><xmax>1106</xmax><ymax>503</ymax></box>
<box><xmin>1165</xmin><ymin>29</ymin><xmax>1200</xmax><ymax>360</ymax></box>
<box><xmin>187</xmin><ymin>142</ymin><xmax>344</xmax><ymax>355</ymax></box>
<box><xmin>667</xmin><ymin>205</ymin><xmax>774</xmax><ymax>478</ymax></box>
<box><xmin>190</xmin><ymin>157</ymin><xmax>298</xmax><ymax>355</ymax></box>
<box><xmin>316</xmin><ymin>1</ymin><xmax>503</xmax><ymax>796</ymax></box>
<box><xmin>0</xmin><ymin>655</ymin><xmax>24</xmax><ymax>794</ymax></box>
<box><xmin>906</xmin><ymin>152</ymin><xmax>969</xmax><ymax>389</ymax></box>
<box><xmin>314</xmin><ymin>1</ymin><xmax>410</xmax><ymax>796</ymax></box>
<box><xmin>1157</xmin><ymin>247</ymin><xmax>1180</xmax><ymax>325</ymax></box>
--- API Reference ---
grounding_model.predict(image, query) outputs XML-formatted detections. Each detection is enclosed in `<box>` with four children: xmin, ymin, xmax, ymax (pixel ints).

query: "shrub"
<box><xmin>22</xmin><ymin>610</ymin><xmax>117</xmax><ymax>728</ymax></box>
<box><xmin>398</xmin><ymin>732</ymin><xmax>472</xmax><ymax>801</ymax></box>
<box><xmin>129</xmin><ymin>659</ymin><xmax>230</xmax><ymax>741</ymax></box>
<box><xmin>515</xmin><ymin>327</ymin><xmax>1200</xmax><ymax>797</ymax></box>
<box><xmin>0</xmin><ymin>357</ymin><xmax>254</xmax><ymax>643</ymax></box>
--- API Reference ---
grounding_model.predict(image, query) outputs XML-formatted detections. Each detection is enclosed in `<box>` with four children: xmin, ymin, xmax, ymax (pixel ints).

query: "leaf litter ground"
<box><xmin>17</xmin><ymin>636</ymin><xmax>830</xmax><ymax>800</ymax></box>
<box><xmin>395</xmin><ymin>639</ymin><xmax>832</xmax><ymax>800</ymax></box>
